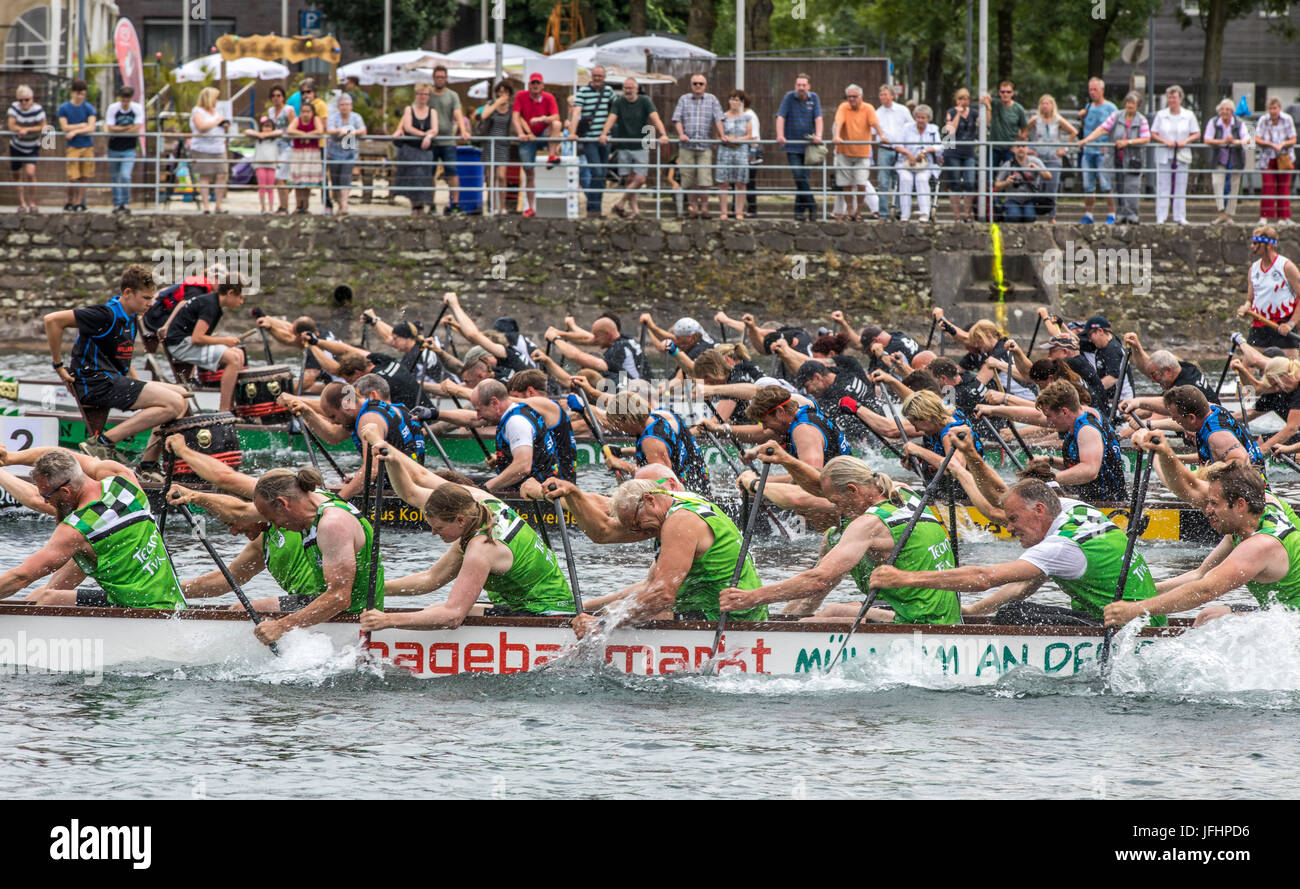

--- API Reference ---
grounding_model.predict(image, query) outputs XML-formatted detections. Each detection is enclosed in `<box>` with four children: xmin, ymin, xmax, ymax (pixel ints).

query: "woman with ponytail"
<box><xmin>357</xmin><ymin>426</ymin><xmax>574</xmax><ymax>632</ymax></box>
<box><xmin>719</xmin><ymin>455</ymin><xmax>961</xmax><ymax>624</ymax></box>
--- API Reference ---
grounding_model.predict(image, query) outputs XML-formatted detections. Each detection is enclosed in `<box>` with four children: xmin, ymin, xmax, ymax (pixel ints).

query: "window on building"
<box><xmin>143</xmin><ymin>18</ymin><xmax>237</xmax><ymax>64</ymax></box>
<box><xmin>4</xmin><ymin>6</ymin><xmax>67</xmax><ymax>66</ymax></box>
<box><xmin>1179</xmin><ymin>0</ymin><xmax>1199</xmax><ymax>14</ymax></box>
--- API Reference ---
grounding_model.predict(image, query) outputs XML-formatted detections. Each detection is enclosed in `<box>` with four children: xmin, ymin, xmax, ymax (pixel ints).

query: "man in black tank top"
<box><xmin>304</xmin><ymin>337</ymin><xmax>424</xmax><ymax>410</ymax></box>
<box><xmin>43</xmin><ymin>264</ymin><xmax>190</xmax><ymax>479</ymax></box>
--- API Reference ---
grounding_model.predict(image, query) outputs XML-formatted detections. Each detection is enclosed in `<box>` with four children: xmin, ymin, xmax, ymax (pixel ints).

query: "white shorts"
<box><xmin>168</xmin><ymin>337</ymin><xmax>228</xmax><ymax>372</ymax></box>
<box><xmin>834</xmin><ymin>154</ymin><xmax>871</xmax><ymax>186</ymax></box>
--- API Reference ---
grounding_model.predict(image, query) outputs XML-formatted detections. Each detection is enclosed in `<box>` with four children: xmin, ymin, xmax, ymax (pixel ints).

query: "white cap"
<box><xmin>671</xmin><ymin>317</ymin><xmax>705</xmax><ymax>337</ymax></box>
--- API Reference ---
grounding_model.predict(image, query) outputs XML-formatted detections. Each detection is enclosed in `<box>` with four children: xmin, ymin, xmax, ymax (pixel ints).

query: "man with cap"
<box><xmin>459</xmin><ymin>345</ymin><xmax>508</xmax><ymax>388</ymax></box>
<box><xmin>1239</xmin><ymin>225</ymin><xmax>1300</xmax><ymax>358</ymax></box>
<box><xmin>441</xmin><ymin>292</ymin><xmax>536</xmax><ymax>376</ymax></box>
<box><xmin>793</xmin><ymin>359</ymin><xmax>874</xmax><ymax>442</ymax></box>
<box><xmin>1081</xmin><ymin>315</ymin><xmax>1133</xmax><ymax>403</ymax></box>
<box><xmin>1040</xmin><ymin>331</ymin><xmax>1110</xmax><ymax>414</ymax></box>
<box><xmin>360</xmin><ymin>309</ymin><xmax>448</xmax><ymax>384</ymax></box>
<box><xmin>512</xmin><ymin>73</ymin><xmax>563</xmax><ymax>217</ymax></box>
<box><xmin>639</xmin><ymin>312</ymin><xmax>716</xmax><ymax>377</ymax></box>
<box><xmin>856</xmin><ymin>324</ymin><xmax>920</xmax><ymax>370</ymax></box>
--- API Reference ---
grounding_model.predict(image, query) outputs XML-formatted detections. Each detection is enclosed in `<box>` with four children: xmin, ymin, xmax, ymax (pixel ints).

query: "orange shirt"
<box><xmin>834</xmin><ymin>101</ymin><xmax>878</xmax><ymax>158</ymax></box>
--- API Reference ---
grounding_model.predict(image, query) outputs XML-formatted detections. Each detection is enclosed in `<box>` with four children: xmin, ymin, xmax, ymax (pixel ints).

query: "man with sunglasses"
<box><xmin>0</xmin><ymin>447</ymin><xmax>184</xmax><ymax>609</ymax></box>
<box><xmin>1239</xmin><ymin>226</ymin><xmax>1300</xmax><ymax>357</ymax></box>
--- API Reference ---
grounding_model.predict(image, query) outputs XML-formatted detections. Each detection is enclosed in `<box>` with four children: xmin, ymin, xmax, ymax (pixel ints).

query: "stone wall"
<box><xmin>0</xmin><ymin>213</ymin><xmax>1280</xmax><ymax>354</ymax></box>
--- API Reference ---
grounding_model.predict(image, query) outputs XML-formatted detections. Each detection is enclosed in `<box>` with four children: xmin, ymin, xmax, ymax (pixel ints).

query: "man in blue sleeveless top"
<box><xmin>43</xmin><ymin>264</ymin><xmax>190</xmax><ymax>482</ymax></box>
<box><xmin>1163</xmin><ymin>385</ymin><xmax>1264</xmax><ymax>469</ymax></box>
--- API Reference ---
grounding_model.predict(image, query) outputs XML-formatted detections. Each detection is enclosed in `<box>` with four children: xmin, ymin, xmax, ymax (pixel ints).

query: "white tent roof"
<box><xmin>595</xmin><ymin>35</ymin><xmax>716</xmax><ymax>72</ymax></box>
<box><xmin>339</xmin><ymin>49</ymin><xmax>455</xmax><ymax>86</ymax></box>
<box><xmin>445</xmin><ymin>42</ymin><xmax>543</xmax><ymax>64</ymax></box>
<box><xmin>549</xmin><ymin>46</ymin><xmax>598</xmax><ymax>68</ymax></box>
<box><xmin>172</xmin><ymin>53</ymin><xmax>290</xmax><ymax>83</ymax></box>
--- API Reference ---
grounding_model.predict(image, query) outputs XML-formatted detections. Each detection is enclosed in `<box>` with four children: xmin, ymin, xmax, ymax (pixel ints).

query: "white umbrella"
<box><xmin>549</xmin><ymin>46</ymin><xmax>598</xmax><ymax>68</ymax></box>
<box><xmin>340</xmin><ymin>49</ymin><xmax>456</xmax><ymax>86</ymax></box>
<box><xmin>467</xmin><ymin>80</ymin><xmax>490</xmax><ymax>99</ymax></box>
<box><xmin>445</xmin><ymin>42</ymin><xmax>543</xmax><ymax>64</ymax></box>
<box><xmin>171</xmin><ymin>53</ymin><xmax>289</xmax><ymax>83</ymax></box>
<box><xmin>595</xmin><ymin>35</ymin><xmax>715</xmax><ymax>72</ymax></box>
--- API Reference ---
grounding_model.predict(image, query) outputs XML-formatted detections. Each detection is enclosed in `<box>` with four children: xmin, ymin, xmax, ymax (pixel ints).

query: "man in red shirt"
<box><xmin>511</xmin><ymin>73</ymin><xmax>562</xmax><ymax>217</ymax></box>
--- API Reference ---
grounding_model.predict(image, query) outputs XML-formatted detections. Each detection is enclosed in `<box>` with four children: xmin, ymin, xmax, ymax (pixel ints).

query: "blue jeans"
<box><xmin>108</xmin><ymin>148</ymin><xmax>136</xmax><ymax>207</ymax></box>
<box><xmin>784</xmin><ymin>151</ymin><xmax>816</xmax><ymax>217</ymax></box>
<box><xmin>518</xmin><ymin>138</ymin><xmax>545</xmax><ymax>166</ymax></box>
<box><xmin>1081</xmin><ymin>151</ymin><xmax>1112</xmax><ymax>193</ymax></box>
<box><xmin>1003</xmin><ymin>198</ymin><xmax>1036</xmax><ymax>222</ymax></box>
<box><xmin>580</xmin><ymin>140</ymin><xmax>610</xmax><ymax>212</ymax></box>
<box><xmin>875</xmin><ymin>148</ymin><xmax>897</xmax><ymax>215</ymax></box>
<box><xmin>944</xmin><ymin>154</ymin><xmax>976</xmax><ymax>191</ymax></box>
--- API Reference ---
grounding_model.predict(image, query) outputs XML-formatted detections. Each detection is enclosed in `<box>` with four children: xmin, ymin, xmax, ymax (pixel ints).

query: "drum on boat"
<box><xmin>192</xmin><ymin>348</ymin><xmax>246</xmax><ymax>387</ymax></box>
<box><xmin>232</xmin><ymin>365</ymin><xmax>294</xmax><ymax>423</ymax></box>
<box><xmin>159</xmin><ymin>412</ymin><xmax>242</xmax><ymax>479</ymax></box>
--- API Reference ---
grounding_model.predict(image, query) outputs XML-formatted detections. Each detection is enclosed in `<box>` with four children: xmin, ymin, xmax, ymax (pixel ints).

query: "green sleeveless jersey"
<box><xmin>1047</xmin><ymin>502</ymin><xmax>1163</xmax><ymax>624</ymax></box>
<box><xmin>826</xmin><ymin>490</ymin><xmax>960</xmax><ymax>624</ymax></box>
<box><xmin>304</xmin><ymin>493</ymin><xmax>382</xmax><ymax>614</ymax></box>
<box><xmin>661</xmin><ymin>492</ymin><xmax>767</xmax><ymax>621</ymax></box>
<box><xmin>261</xmin><ymin>524</ymin><xmax>322</xmax><ymax>598</ymax></box>
<box><xmin>62</xmin><ymin>475</ymin><xmax>185</xmax><ymax>610</ymax></box>
<box><xmin>475</xmin><ymin>499</ymin><xmax>575</xmax><ymax>613</ymax></box>
<box><xmin>1233</xmin><ymin>503</ymin><xmax>1300</xmax><ymax>609</ymax></box>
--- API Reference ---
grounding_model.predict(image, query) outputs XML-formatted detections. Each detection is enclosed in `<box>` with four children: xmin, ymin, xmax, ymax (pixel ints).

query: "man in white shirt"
<box><xmin>874</xmin><ymin>84</ymin><xmax>913</xmax><ymax>220</ymax></box>
<box><xmin>1150</xmin><ymin>85</ymin><xmax>1200</xmax><ymax>224</ymax></box>
<box><xmin>105</xmin><ymin>85</ymin><xmax>144</xmax><ymax>213</ymax></box>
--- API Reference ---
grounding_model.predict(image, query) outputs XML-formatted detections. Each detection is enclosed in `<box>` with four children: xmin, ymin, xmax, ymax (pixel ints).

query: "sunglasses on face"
<box><xmin>39</xmin><ymin>483</ymin><xmax>67</xmax><ymax>503</ymax></box>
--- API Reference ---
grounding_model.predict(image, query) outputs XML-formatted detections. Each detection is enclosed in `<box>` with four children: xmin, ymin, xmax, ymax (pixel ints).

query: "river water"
<box><xmin>1</xmin><ymin>352</ymin><xmax>1298</xmax><ymax>800</ymax></box>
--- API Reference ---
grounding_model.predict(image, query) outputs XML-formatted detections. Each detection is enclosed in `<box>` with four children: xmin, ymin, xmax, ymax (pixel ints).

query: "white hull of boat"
<box><xmin>0</xmin><ymin>605</ymin><xmax>1181</xmax><ymax>683</ymax></box>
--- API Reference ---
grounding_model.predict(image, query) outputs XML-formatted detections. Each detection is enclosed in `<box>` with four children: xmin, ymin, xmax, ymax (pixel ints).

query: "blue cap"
<box><xmin>566</xmin><ymin>394</ymin><xmax>584</xmax><ymax>411</ymax></box>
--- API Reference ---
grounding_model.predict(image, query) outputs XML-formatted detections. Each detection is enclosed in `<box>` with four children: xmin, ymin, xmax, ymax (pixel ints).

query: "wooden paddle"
<box><xmin>825</xmin><ymin>434</ymin><xmax>964</xmax><ymax>673</ymax></box>
<box><xmin>708</xmin><ymin>458</ymin><xmax>771</xmax><ymax>667</ymax></box>
<box><xmin>551</xmin><ymin>498</ymin><xmax>584</xmax><ymax>615</ymax></box>
<box><xmin>1099</xmin><ymin>444</ymin><xmax>1155</xmax><ymax>668</ymax></box>
<box><xmin>1243</xmin><ymin>308</ymin><xmax>1282</xmax><ymax>331</ymax></box>
<box><xmin>362</xmin><ymin>446</ymin><xmax>386</xmax><ymax>647</ymax></box>
<box><xmin>172</xmin><ymin>504</ymin><xmax>279</xmax><ymax>656</ymax></box>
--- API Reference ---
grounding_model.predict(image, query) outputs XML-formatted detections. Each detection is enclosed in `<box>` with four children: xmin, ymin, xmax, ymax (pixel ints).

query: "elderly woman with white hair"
<box><xmin>893</xmin><ymin>103</ymin><xmax>942</xmax><ymax>221</ymax></box>
<box><xmin>1149</xmin><ymin>85</ymin><xmax>1200</xmax><ymax>224</ymax></box>
<box><xmin>1204</xmin><ymin>98</ymin><xmax>1251</xmax><ymax>223</ymax></box>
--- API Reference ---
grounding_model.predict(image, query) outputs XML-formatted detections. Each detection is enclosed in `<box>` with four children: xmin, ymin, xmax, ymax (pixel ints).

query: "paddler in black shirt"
<box><xmin>161</xmin><ymin>280</ymin><xmax>248</xmax><ymax>412</ymax></box>
<box><xmin>44</xmin><ymin>263</ymin><xmax>189</xmax><ymax>481</ymax></box>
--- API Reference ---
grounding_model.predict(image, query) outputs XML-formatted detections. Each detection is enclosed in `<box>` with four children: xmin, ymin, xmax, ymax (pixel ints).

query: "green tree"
<box><xmin>315</xmin><ymin>0</ymin><xmax>461</xmax><ymax>56</ymax></box>
<box><xmin>1177</xmin><ymin>0</ymin><xmax>1296</xmax><ymax>116</ymax></box>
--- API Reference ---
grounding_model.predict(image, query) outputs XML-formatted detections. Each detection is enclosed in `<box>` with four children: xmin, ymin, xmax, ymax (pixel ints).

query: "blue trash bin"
<box><xmin>456</xmin><ymin>146</ymin><xmax>484</xmax><ymax>213</ymax></box>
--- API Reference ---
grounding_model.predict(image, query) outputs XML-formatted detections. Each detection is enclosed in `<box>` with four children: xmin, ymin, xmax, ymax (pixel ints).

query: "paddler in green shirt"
<box><xmin>563</xmin><ymin>477</ymin><xmax>768</xmax><ymax>639</ymax></box>
<box><xmin>1106</xmin><ymin>462</ymin><xmax>1300</xmax><ymax>628</ymax></box>
<box><xmin>871</xmin><ymin>477</ymin><xmax>1163</xmax><ymax>626</ymax></box>
<box><xmin>358</xmin><ymin>427</ymin><xmax>575</xmax><ymax>632</ymax></box>
<box><xmin>249</xmin><ymin>466</ymin><xmax>383</xmax><ymax>646</ymax></box>
<box><xmin>0</xmin><ymin>448</ymin><xmax>184</xmax><ymax>609</ymax></box>
<box><xmin>719</xmin><ymin>452</ymin><xmax>959</xmax><ymax>624</ymax></box>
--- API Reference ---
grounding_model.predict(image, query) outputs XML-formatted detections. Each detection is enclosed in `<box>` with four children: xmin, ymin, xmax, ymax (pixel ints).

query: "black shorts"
<box><xmin>75</xmin><ymin>588</ymin><xmax>111</xmax><ymax>608</ymax></box>
<box><xmin>277</xmin><ymin>593</ymin><xmax>316</xmax><ymax>612</ymax></box>
<box><xmin>1247</xmin><ymin>325</ymin><xmax>1300</xmax><ymax>350</ymax></box>
<box><xmin>992</xmin><ymin>600</ymin><xmax>1101</xmax><ymax>627</ymax></box>
<box><xmin>9</xmin><ymin>146</ymin><xmax>38</xmax><ymax>172</ymax></box>
<box><xmin>74</xmin><ymin>373</ymin><xmax>146</xmax><ymax>411</ymax></box>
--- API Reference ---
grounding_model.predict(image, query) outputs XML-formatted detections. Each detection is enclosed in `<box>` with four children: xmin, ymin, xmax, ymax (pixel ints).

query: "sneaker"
<box><xmin>1260</xmin><ymin>217</ymin><xmax>1269</xmax><ymax>225</ymax></box>
<box><xmin>448</xmin><ymin>204</ymin><xmax>464</xmax><ymax>216</ymax></box>
<box><xmin>522</xmin><ymin>208</ymin><xmax>536</xmax><ymax>218</ymax></box>
<box><xmin>1105</xmin><ymin>214</ymin><xmax>1115</xmax><ymax>224</ymax></box>
<box><xmin>75</xmin><ymin>203</ymin><xmax>87</xmax><ymax>212</ymax></box>
<box><xmin>79</xmin><ymin>436</ymin><xmax>119</xmax><ymax>461</ymax></box>
<box><xmin>442</xmin><ymin>204</ymin><xmax>453</xmax><ymax>216</ymax></box>
<box><xmin>546</xmin><ymin>154</ymin><xmax>560</xmax><ymax>168</ymax></box>
<box><xmin>1081</xmin><ymin>215</ymin><xmax>1094</xmax><ymax>224</ymax></box>
<box><xmin>63</xmin><ymin>203</ymin><xmax>74</xmax><ymax>212</ymax></box>
<box><xmin>135</xmin><ymin>462</ymin><xmax>165</xmax><ymax>485</ymax></box>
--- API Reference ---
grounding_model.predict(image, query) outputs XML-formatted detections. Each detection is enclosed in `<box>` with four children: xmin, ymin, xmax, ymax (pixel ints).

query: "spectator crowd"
<box><xmin>5</xmin><ymin>71</ymin><xmax>1298</xmax><ymax>224</ymax></box>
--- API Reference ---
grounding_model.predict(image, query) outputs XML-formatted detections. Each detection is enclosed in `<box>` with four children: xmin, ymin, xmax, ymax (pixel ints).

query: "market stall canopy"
<box><xmin>594</xmin><ymin>35</ymin><xmax>716</xmax><ymax>72</ymax></box>
<box><xmin>567</xmin><ymin>30</ymin><xmax>685</xmax><ymax>49</ymax></box>
<box><xmin>338</xmin><ymin>49</ymin><xmax>453</xmax><ymax>86</ymax></box>
<box><xmin>172</xmin><ymin>53</ymin><xmax>290</xmax><ymax>83</ymax></box>
<box><xmin>444</xmin><ymin>42</ymin><xmax>544</xmax><ymax>64</ymax></box>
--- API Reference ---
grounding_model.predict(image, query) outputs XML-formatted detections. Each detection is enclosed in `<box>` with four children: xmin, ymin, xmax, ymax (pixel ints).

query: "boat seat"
<box><xmin>66</xmin><ymin>384</ymin><xmax>110</xmax><ymax>440</ymax></box>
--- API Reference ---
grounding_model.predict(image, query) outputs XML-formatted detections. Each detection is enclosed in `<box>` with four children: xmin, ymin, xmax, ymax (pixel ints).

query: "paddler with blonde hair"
<box><xmin>719</xmin><ymin>454</ymin><xmax>959</xmax><ymax>623</ymax></box>
<box><xmin>569</xmin><ymin>476</ymin><xmax>768</xmax><ymax>638</ymax></box>
<box><xmin>358</xmin><ymin>425</ymin><xmax>575</xmax><ymax>632</ymax></box>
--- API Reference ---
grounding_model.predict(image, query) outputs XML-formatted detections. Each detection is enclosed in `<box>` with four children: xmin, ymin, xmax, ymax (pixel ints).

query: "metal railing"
<box><xmin>3</xmin><ymin>128</ymin><xmax>1298</xmax><ymax>221</ymax></box>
